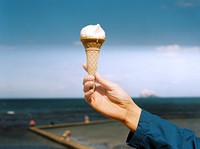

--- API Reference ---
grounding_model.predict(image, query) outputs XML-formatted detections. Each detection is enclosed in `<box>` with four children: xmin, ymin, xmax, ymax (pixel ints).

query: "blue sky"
<box><xmin>0</xmin><ymin>0</ymin><xmax>200</xmax><ymax>98</ymax></box>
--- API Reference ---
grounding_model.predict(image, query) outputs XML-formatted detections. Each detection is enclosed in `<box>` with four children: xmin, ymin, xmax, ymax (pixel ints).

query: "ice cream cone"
<box><xmin>81</xmin><ymin>38</ymin><xmax>105</xmax><ymax>76</ymax></box>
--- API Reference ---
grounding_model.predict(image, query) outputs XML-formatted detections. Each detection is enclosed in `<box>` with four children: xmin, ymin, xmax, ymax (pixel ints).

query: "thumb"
<box><xmin>95</xmin><ymin>73</ymin><xmax>114</xmax><ymax>90</ymax></box>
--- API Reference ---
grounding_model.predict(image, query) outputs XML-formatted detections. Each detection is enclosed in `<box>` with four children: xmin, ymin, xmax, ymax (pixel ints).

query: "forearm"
<box><xmin>122</xmin><ymin>101</ymin><xmax>142</xmax><ymax>132</ymax></box>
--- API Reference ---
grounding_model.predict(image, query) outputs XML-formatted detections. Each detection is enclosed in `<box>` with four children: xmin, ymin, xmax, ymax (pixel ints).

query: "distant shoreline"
<box><xmin>1</xmin><ymin>96</ymin><xmax>200</xmax><ymax>100</ymax></box>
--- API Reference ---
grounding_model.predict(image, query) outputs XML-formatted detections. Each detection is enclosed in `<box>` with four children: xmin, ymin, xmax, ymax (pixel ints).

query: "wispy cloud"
<box><xmin>0</xmin><ymin>45</ymin><xmax>16</xmax><ymax>50</ymax></box>
<box><xmin>73</xmin><ymin>41</ymin><xmax>82</xmax><ymax>46</ymax></box>
<box><xmin>156</xmin><ymin>44</ymin><xmax>200</xmax><ymax>54</ymax></box>
<box><xmin>26</xmin><ymin>39</ymin><xmax>35</xmax><ymax>44</ymax></box>
<box><xmin>176</xmin><ymin>0</ymin><xmax>200</xmax><ymax>8</ymax></box>
<box><xmin>156</xmin><ymin>44</ymin><xmax>181</xmax><ymax>53</ymax></box>
<box><xmin>160</xmin><ymin>0</ymin><xmax>200</xmax><ymax>10</ymax></box>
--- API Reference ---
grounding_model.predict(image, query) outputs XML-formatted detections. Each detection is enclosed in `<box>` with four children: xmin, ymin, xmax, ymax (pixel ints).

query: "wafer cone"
<box><xmin>81</xmin><ymin>38</ymin><xmax>105</xmax><ymax>76</ymax></box>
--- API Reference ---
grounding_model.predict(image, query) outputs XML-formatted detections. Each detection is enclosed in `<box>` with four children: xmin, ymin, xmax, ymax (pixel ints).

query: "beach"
<box><xmin>42</xmin><ymin>121</ymin><xmax>132</xmax><ymax>149</ymax></box>
<box><xmin>1</xmin><ymin>98</ymin><xmax>200</xmax><ymax>149</ymax></box>
<box><xmin>30</xmin><ymin>118</ymin><xmax>200</xmax><ymax>149</ymax></box>
<box><xmin>2</xmin><ymin>118</ymin><xmax>199</xmax><ymax>149</ymax></box>
<box><xmin>0</xmin><ymin>126</ymin><xmax>67</xmax><ymax>149</ymax></box>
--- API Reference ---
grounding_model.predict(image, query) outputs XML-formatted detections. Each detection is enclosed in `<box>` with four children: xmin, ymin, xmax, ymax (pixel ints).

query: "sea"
<box><xmin>0</xmin><ymin>97</ymin><xmax>200</xmax><ymax>149</ymax></box>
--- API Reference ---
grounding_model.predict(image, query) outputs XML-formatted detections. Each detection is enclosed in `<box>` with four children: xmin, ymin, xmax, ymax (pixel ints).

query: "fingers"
<box><xmin>83</xmin><ymin>75</ymin><xmax>95</xmax><ymax>85</ymax></box>
<box><xmin>82</xmin><ymin>64</ymin><xmax>87</xmax><ymax>72</ymax></box>
<box><xmin>84</xmin><ymin>88</ymin><xmax>94</xmax><ymax>103</ymax></box>
<box><xmin>83</xmin><ymin>81</ymin><xmax>94</xmax><ymax>92</ymax></box>
<box><xmin>83</xmin><ymin>72</ymin><xmax>115</xmax><ymax>91</ymax></box>
<box><xmin>95</xmin><ymin>73</ymin><xmax>114</xmax><ymax>90</ymax></box>
<box><xmin>83</xmin><ymin>75</ymin><xmax>95</xmax><ymax>100</ymax></box>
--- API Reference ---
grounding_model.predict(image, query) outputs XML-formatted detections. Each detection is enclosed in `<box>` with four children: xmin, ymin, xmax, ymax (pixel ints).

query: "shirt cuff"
<box><xmin>126</xmin><ymin>109</ymin><xmax>155</xmax><ymax>148</ymax></box>
<box><xmin>126</xmin><ymin>109</ymin><xmax>200</xmax><ymax>149</ymax></box>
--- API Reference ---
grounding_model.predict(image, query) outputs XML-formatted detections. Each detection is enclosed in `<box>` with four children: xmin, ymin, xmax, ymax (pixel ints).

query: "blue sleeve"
<box><xmin>126</xmin><ymin>110</ymin><xmax>200</xmax><ymax>149</ymax></box>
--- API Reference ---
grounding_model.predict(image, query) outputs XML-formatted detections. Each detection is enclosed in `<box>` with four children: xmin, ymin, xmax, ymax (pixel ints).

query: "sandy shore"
<box><xmin>2</xmin><ymin>118</ymin><xmax>199</xmax><ymax>149</ymax></box>
<box><xmin>44</xmin><ymin>121</ymin><xmax>132</xmax><ymax>149</ymax></box>
<box><xmin>169</xmin><ymin>118</ymin><xmax>200</xmax><ymax>136</ymax></box>
<box><xmin>42</xmin><ymin>118</ymin><xmax>200</xmax><ymax>149</ymax></box>
<box><xmin>0</xmin><ymin>125</ymin><xmax>67</xmax><ymax>149</ymax></box>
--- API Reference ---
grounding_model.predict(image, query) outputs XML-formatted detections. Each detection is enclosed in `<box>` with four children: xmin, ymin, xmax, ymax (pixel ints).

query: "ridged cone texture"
<box><xmin>86</xmin><ymin>48</ymin><xmax>99</xmax><ymax>75</ymax></box>
<box><xmin>81</xmin><ymin>38</ymin><xmax>104</xmax><ymax>76</ymax></box>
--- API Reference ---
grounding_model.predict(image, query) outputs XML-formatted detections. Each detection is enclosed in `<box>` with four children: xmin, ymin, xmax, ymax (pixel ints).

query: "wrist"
<box><xmin>123</xmin><ymin>102</ymin><xmax>142</xmax><ymax>132</ymax></box>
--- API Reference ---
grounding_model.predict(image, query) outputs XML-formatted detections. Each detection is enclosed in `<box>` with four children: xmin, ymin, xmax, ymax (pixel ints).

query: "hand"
<box><xmin>83</xmin><ymin>65</ymin><xmax>141</xmax><ymax>132</ymax></box>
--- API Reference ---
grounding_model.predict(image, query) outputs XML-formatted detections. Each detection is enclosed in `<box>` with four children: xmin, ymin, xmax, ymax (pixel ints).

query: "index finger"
<box><xmin>83</xmin><ymin>75</ymin><xmax>95</xmax><ymax>85</ymax></box>
<box><xmin>82</xmin><ymin>64</ymin><xmax>88</xmax><ymax>72</ymax></box>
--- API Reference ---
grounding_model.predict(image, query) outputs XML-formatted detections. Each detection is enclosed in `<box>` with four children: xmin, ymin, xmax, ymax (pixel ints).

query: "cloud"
<box><xmin>184</xmin><ymin>46</ymin><xmax>200</xmax><ymax>52</ymax></box>
<box><xmin>0</xmin><ymin>45</ymin><xmax>16</xmax><ymax>50</ymax></box>
<box><xmin>156</xmin><ymin>44</ymin><xmax>181</xmax><ymax>53</ymax></box>
<box><xmin>177</xmin><ymin>0</ymin><xmax>200</xmax><ymax>8</ymax></box>
<box><xmin>156</xmin><ymin>44</ymin><xmax>200</xmax><ymax>54</ymax></box>
<box><xmin>73</xmin><ymin>41</ymin><xmax>82</xmax><ymax>46</ymax></box>
<box><xmin>26</xmin><ymin>39</ymin><xmax>35</xmax><ymax>44</ymax></box>
<box><xmin>160</xmin><ymin>0</ymin><xmax>199</xmax><ymax>10</ymax></box>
